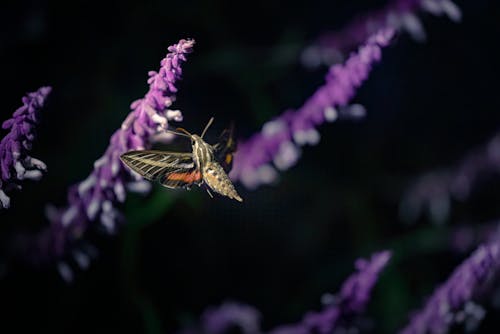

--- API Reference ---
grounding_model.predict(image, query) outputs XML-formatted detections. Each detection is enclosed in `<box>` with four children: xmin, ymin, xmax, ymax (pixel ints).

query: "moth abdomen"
<box><xmin>203</xmin><ymin>162</ymin><xmax>243</xmax><ymax>202</ymax></box>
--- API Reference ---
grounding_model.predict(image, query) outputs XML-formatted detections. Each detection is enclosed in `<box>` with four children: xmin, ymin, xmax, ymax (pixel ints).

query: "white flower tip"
<box><xmin>0</xmin><ymin>190</ymin><xmax>11</xmax><ymax>209</ymax></box>
<box><xmin>101</xmin><ymin>213</ymin><xmax>116</xmax><ymax>233</ymax></box>
<box><xmin>86</xmin><ymin>199</ymin><xmax>101</xmax><ymax>221</ymax></box>
<box><xmin>14</xmin><ymin>161</ymin><xmax>26</xmax><ymax>179</ymax></box>
<box><xmin>111</xmin><ymin>158</ymin><xmax>120</xmax><ymax>176</ymax></box>
<box><xmin>441</xmin><ymin>0</ymin><xmax>462</xmax><ymax>22</ymax></box>
<box><xmin>151</xmin><ymin>114</ymin><xmax>167</xmax><ymax>127</ymax></box>
<box><xmin>343</xmin><ymin>104</ymin><xmax>367</xmax><ymax>119</ymax></box>
<box><xmin>273</xmin><ymin>141</ymin><xmax>301</xmax><ymax>171</ymax></box>
<box><xmin>126</xmin><ymin>180</ymin><xmax>152</xmax><ymax>194</ymax></box>
<box><xmin>78</xmin><ymin>175</ymin><xmax>97</xmax><ymax>196</ymax></box>
<box><xmin>102</xmin><ymin>200</ymin><xmax>113</xmax><ymax>212</ymax></box>
<box><xmin>114</xmin><ymin>181</ymin><xmax>126</xmax><ymax>202</ymax></box>
<box><xmin>57</xmin><ymin>262</ymin><xmax>74</xmax><ymax>283</ymax></box>
<box><xmin>402</xmin><ymin>13</ymin><xmax>426</xmax><ymax>42</ymax></box>
<box><xmin>421</xmin><ymin>0</ymin><xmax>442</xmax><ymax>15</ymax></box>
<box><xmin>293</xmin><ymin>129</ymin><xmax>320</xmax><ymax>146</ymax></box>
<box><xmin>23</xmin><ymin>170</ymin><xmax>43</xmax><ymax>181</ymax></box>
<box><xmin>166</xmin><ymin>109</ymin><xmax>183</xmax><ymax>122</ymax></box>
<box><xmin>29</xmin><ymin>157</ymin><xmax>47</xmax><ymax>171</ymax></box>
<box><xmin>262</xmin><ymin>120</ymin><xmax>286</xmax><ymax>137</ymax></box>
<box><xmin>93</xmin><ymin>156</ymin><xmax>108</xmax><ymax>169</ymax></box>
<box><xmin>150</xmin><ymin>131</ymin><xmax>175</xmax><ymax>144</ymax></box>
<box><xmin>257</xmin><ymin>164</ymin><xmax>278</xmax><ymax>184</ymax></box>
<box><xmin>73</xmin><ymin>251</ymin><xmax>91</xmax><ymax>270</ymax></box>
<box><xmin>301</xmin><ymin>46</ymin><xmax>322</xmax><ymax>68</ymax></box>
<box><xmin>61</xmin><ymin>205</ymin><xmax>79</xmax><ymax>226</ymax></box>
<box><xmin>44</xmin><ymin>204</ymin><xmax>59</xmax><ymax>222</ymax></box>
<box><xmin>240</xmin><ymin>164</ymin><xmax>278</xmax><ymax>190</ymax></box>
<box><xmin>324</xmin><ymin>107</ymin><xmax>338</xmax><ymax>122</ymax></box>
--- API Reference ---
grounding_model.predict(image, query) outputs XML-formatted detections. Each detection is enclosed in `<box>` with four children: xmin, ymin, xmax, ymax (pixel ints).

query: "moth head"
<box><xmin>191</xmin><ymin>134</ymin><xmax>203</xmax><ymax>146</ymax></box>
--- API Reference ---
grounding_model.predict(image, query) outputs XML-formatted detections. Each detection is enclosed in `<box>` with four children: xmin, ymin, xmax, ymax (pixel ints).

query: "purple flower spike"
<box><xmin>401</xmin><ymin>132</ymin><xmax>500</xmax><ymax>225</ymax></box>
<box><xmin>201</xmin><ymin>303</ymin><xmax>262</xmax><ymax>334</ymax></box>
<box><xmin>270</xmin><ymin>250</ymin><xmax>391</xmax><ymax>334</ymax></box>
<box><xmin>21</xmin><ymin>39</ymin><xmax>194</xmax><ymax>272</ymax></box>
<box><xmin>0</xmin><ymin>86</ymin><xmax>51</xmax><ymax>209</ymax></box>
<box><xmin>400</xmin><ymin>242</ymin><xmax>500</xmax><ymax>334</ymax></box>
<box><xmin>302</xmin><ymin>0</ymin><xmax>461</xmax><ymax>67</ymax></box>
<box><xmin>179</xmin><ymin>251</ymin><xmax>391</xmax><ymax>334</ymax></box>
<box><xmin>231</xmin><ymin>29</ymin><xmax>394</xmax><ymax>189</ymax></box>
<box><xmin>340</xmin><ymin>250</ymin><xmax>392</xmax><ymax>314</ymax></box>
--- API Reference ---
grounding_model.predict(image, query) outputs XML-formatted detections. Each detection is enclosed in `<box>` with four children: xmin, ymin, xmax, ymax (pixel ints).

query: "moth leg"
<box><xmin>205</xmin><ymin>187</ymin><xmax>214</xmax><ymax>199</ymax></box>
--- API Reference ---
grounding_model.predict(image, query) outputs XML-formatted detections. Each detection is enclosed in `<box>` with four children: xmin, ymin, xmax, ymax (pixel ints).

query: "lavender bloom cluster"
<box><xmin>19</xmin><ymin>39</ymin><xmax>193</xmax><ymax>275</ymax></box>
<box><xmin>400</xmin><ymin>242</ymin><xmax>500</xmax><ymax>334</ymax></box>
<box><xmin>302</xmin><ymin>0</ymin><xmax>461</xmax><ymax>67</ymax></box>
<box><xmin>179</xmin><ymin>251</ymin><xmax>391</xmax><ymax>334</ymax></box>
<box><xmin>230</xmin><ymin>28</ymin><xmax>394</xmax><ymax>189</ymax></box>
<box><xmin>400</xmin><ymin>132</ymin><xmax>500</xmax><ymax>225</ymax></box>
<box><xmin>0</xmin><ymin>86</ymin><xmax>51</xmax><ymax>209</ymax></box>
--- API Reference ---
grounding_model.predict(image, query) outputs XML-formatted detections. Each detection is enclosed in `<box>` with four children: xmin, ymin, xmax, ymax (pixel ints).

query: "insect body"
<box><xmin>120</xmin><ymin>118</ymin><xmax>242</xmax><ymax>202</ymax></box>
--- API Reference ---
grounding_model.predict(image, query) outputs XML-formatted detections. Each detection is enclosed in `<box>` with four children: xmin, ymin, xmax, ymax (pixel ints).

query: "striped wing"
<box><xmin>120</xmin><ymin>150</ymin><xmax>202</xmax><ymax>189</ymax></box>
<box><xmin>213</xmin><ymin>124</ymin><xmax>236</xmax><ymax>173</ymax></box>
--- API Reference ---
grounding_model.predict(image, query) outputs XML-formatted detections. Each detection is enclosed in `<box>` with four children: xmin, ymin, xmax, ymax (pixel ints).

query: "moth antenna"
<box><xmin>201</xmin><ymin>117</ymin><xmax>214</xmax><ymax>139</ymax></box>
<box><xmin>176</xmin><ymin>127</ymin><xmax>193</xmax><ymax>137</ymax></box>
<box><xmin>165</xmin><ymin>129</ymin><xmax>191</xmax><ymax>138</ymax></box>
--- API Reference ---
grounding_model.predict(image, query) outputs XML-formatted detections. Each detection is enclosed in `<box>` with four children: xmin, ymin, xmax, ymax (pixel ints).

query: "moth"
<box><xmin>120</xmin><ymin>117</ymin><xmax>243</xmax><ymax>202</ymax></box>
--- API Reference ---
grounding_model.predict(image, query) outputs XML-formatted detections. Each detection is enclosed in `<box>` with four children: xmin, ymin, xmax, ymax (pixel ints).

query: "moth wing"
<box><xmin>120</xmin><ymin>150</ymin><xmax>202</xmax><ymax>189</ymax></box>
<box><xmin>213</xmin><ymin>123</ymin><xmax>236</xmax><ymax>173</ymax></box>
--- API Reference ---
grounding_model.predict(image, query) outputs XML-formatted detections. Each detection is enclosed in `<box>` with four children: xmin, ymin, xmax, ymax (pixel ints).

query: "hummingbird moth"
<box><xmin>120</xmin><ymin>117</ymin><xmax>243</xmax><ymax>202</ymax></box>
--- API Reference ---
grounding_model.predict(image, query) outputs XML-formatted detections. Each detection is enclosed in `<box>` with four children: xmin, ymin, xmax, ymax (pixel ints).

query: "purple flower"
<box><xmin>201</xmin><ymin>303</ymin><xmax>262</xmax><ymax>334</ymax></box>
<box><xmin>0</xmin><ymin>86</ymin><xmax>51</xmax><ymax>209</ymax></box>
<box><xmin>302</xmin><ymin>0</ymin><xmax>461</xmax><ymax>67</ymax></box>
<box><xmin>400</xmin><ymin>242</ymin><xmax>500</xmax><ymax>334</ymax></box>
<box><xmin>270</xmin><ymin>251</ymin><xmax>391</xmax><ymax>334</ymax></box>
<box><xmin>179</xmin><ymin>251</ymin><xmax>391</xmax><ymax>334</ymax></box>
<box><xmin>15</xmin><ymin>39</ymin><xmax>194</xmax><ymax>272</ymax></box>
<box><xmin>230</xmin><ymin>29</ymin><xmax>394</xmax><ymax>189</ymax></box>
<box><xmin>400</xmin><ymin>132</ymin><xmax>500</xmax><ymax>225</ymax></box>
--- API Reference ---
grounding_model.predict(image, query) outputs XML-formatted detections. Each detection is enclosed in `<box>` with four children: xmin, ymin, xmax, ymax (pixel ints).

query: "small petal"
<box><xmin>23</xmin><ymin>169</ymin><xmax>43</xmax><ymax>180</ymax></box>
<box><xmin>126</xmin><ymin>180</ymin><xmax>152</xmax><ymax>194</ymax></box>
<box><xmin>262</xmin><ymin>120</ymin><xmax>286</xmax><ymax>137</ymax></box>
<box><xmin>324</xmin><ymin>107</ymin><xmax>338</xmax><ymax>122</ymax></box>
<box><xmin>86</xmin><ymin>198</ymin><xmax>101</xmax><ymax>221</ymax></box>
<box><xmin>14</xmin><ymin>161</ymin><xmax>26</xmax><ymax>179</ymax></box>
<box><xmin>114</xmin><ymin>181</ymin><xmax>126</xmax><ymax>202</ymax></box>
<box><xmin>273</xmin><ymin>141</ymin><xmax>301</xmax><ymax>171</ymax></box>
<box><xmin>57</xmin><ymin>262</ymin><xmax>74</xmax><ymax>283</ymax></box>
<box><xmin>61</xmin><ymin>205</ymin><xmax>79</xmax><ymax>226</ymax></box>
<box><xmin>78</xmin><ymin>175</ymin><xmax>97</xmax><ymax>196</ymax></box>
<box><xmin>29</xmin><ymin>157</ymin><xmax>47</xmax><ymax>171</ymax></box>
<box><xmin>0</xmin><ymin>189</ymin><xmax>11</xmax><ymax>208</ymax></box>
<box><xmin>401</xmin><ymin>13</ymin><xmax>426</xmax><ymax>42</ymax></box>
<box><xmin>165</xmin><ymin>109</ymin><xmax>183</xmax><ymax>122</ymax></box>
<box><xmin>73</xmin><ymin>250</ymin><xmax>90</xmax><ymax>270</ymax></box>
<box><xmin>441</xmin><ymin>0</ymin><xmax>462</xmax><ymax>22</ymax></box>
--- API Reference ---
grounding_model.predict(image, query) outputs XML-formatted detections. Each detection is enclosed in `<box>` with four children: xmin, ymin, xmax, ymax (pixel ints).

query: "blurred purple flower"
<box><xmin>188</xmin><ymin>302</ymin><xmax>262</xmax><ymax>334</ymax></box>
<box><xmin>231</xmin><ymin>29</ymin><xmax>394</xmax><ymax>189</ymax></box>
<box><xmin>14</xmin><ymin>39</ymin><xmax>194</xmax><ymax>273</ymax></box>
<box><xmin>271</xmin><ymin>250</ymin><xmax>391</xmax><ymax>334</ymax></box>
<box><xmin>302</xmin><ymin>0</ymin><xmax>461</xmax><ymax>67</ymax></box>
<box><xmin>179</xmin><ymin>251</ymin><xmax>391</xmax><ymax>334</ymax></box>
<box><xmin>400</xmin><ymin>132</ymin><xmax>500</xmax><ymax>225</ymax></box>
<box><xmin>400</xmin><ymin>242</ymin><xmax>500</xmax><ymax>334</ymax></box>
<box><xmin>0</xmin><ymin>86</ymin><xmax>51</xmax><ymax>209</ymax></box>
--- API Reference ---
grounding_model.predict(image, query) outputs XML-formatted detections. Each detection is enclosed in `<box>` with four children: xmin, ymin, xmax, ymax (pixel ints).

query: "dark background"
<box><xmin>1</xmin><ymin>0</ymin><xmax>499</xmax><ymax>333</ymax></box>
